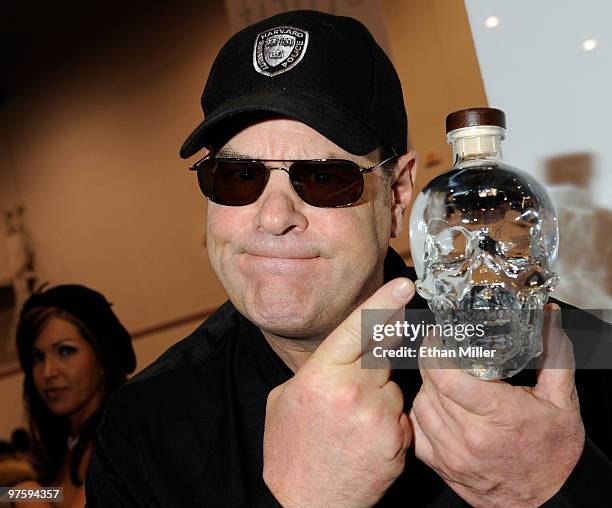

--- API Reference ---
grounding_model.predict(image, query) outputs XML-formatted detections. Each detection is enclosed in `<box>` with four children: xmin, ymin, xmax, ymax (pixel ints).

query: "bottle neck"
<box><xmin>447</xmin><ymin>126</ymin><xmax>505</xmax><ymax>165</ymax></box>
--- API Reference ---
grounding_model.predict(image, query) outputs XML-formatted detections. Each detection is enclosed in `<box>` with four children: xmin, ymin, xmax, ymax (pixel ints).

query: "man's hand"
<box><xmin>263</xmin><ymin>278</ymin><xmax>415</xmax><ymax>507</ymax></box>
<box><xmin>409</xmin><ymin>304</ymin><xmax>585</xmax><ymax>508</ymax></box>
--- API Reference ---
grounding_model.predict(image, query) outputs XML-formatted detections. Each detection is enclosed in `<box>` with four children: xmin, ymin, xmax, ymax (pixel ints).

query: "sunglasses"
<box><xmin>188</xmin><ymin>152</ymin><xmax>398</xmax><ymax>208</ymax></box>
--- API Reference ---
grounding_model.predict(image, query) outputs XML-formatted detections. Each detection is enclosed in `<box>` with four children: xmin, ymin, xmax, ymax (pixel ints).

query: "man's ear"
<box><xmin>390</xmin><ymin>150</ymin><xmax>418</xmax><ymax>238</ymax></box>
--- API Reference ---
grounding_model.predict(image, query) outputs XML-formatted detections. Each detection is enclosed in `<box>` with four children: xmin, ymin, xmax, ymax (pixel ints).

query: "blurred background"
<box><xmin>1</xmin><ymin>0</ymin><xmax>610</xmax><ymax>438</ymax></box>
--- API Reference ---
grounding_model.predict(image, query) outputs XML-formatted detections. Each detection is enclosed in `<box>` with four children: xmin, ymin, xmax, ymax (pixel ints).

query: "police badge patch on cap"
<box><xmin>253</xmin><ymin>26</ymin><xmax>309</xmax><ymax>77</ymax></box>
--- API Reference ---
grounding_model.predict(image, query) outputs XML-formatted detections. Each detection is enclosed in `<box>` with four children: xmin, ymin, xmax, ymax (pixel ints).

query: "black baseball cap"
<box><xmin>180</xmin><ymin>10</ymin><xmax>407</xmax><ymax>158</ymax></box>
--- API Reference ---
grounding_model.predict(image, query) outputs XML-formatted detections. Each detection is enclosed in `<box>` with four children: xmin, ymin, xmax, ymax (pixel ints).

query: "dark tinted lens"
<box><xmin>196</xmin><ymin>160</ymin><xmax>268</xmax><ymax>206</ymax></box>
<box><xmin>290</xmin><ymin>160</ymin><xmax>364</xmax><ymax>207</ymax></box>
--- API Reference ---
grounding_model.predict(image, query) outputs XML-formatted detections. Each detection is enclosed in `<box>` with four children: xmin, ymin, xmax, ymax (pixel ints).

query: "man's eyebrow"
<box><xmin>215</xmin><ymin>149</ymin><xmax>351</xmax><ymax>160</ymax></box>
<box><xmin>216</xmin><ymin>148</ymin><xmax>248</xmax><ymax>158</ymax></box>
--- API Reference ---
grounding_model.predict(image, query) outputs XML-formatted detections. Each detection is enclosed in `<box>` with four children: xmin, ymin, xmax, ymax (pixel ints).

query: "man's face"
<box><xmin>206</xmin><ymin>118</ymin><xmax>401</xmax><ymax>340</ymax></box>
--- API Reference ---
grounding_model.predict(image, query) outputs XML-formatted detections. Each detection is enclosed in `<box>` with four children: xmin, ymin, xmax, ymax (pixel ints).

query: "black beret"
<box><xmin>19</xmin><ymin>285</ymin><xmax>136</xmax><ymax>375</ymax></box>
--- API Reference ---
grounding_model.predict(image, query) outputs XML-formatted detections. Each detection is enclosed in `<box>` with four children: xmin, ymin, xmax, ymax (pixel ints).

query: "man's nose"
<box><xmin>254</xmin><ymin>170</ymin><xmax>308</xmax><ymax>235</ymax></box>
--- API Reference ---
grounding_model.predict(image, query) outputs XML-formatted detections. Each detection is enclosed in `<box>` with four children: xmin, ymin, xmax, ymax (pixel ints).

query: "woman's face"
<box><xmin>31</xmin><ymin>316</ymin><xmax>105</xmax><ymax>419</ymax></box>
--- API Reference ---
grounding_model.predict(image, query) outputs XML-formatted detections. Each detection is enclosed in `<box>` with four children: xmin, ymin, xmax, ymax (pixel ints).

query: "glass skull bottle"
<box><xmin>409</xmin><ymin>108</ymin><xmax>559</xmax><ymax>379</ymax></box>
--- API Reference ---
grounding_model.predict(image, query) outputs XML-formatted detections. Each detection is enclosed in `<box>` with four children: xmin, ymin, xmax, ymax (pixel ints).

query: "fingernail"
<box><xmin>553</xmin><ymin>304</ymin><xmax>563</xmax><ymax>325</ymax></box>
<box><xmin>392</xmin><ymin>279</ymin><xmax>415</xmax><ymax>300</ymax></box>
<box><xmin>548</xmin><ymin>303</ymin><xmax>562</xmax><ymax>327</ymax></box>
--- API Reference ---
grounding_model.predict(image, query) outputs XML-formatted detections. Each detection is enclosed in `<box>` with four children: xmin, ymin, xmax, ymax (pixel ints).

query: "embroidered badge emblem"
<box><xmin>253</xmin><ymin>26</ymin><xmax>309</xmax><ymax>77</ymax></box>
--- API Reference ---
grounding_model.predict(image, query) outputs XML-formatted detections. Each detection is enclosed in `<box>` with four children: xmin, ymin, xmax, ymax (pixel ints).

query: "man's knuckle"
<box><xmin>391</xmin><ymin>423</ymin><xmax>409</xmax><ymax>455</ymax></box>
<box><xmin>332</xmin><ymin>380</ymin><xmax>362</xmax><ymax>409</ymax></box>
<box><xmin>442</xmin><ymin>450</ymin><xmax>468</xmax><ymax>474</ymax></box>
<box><xmin>359</xmin><ymin>404</ymin><xmax>385</xmax><ymax>429</ymax></box>
<box><xmin>296</xmin><ymin>366</ymin><xmax>328</xmax><ymax>391</ymax></box>
<box><xmin>464</xmin><ymin>430</ymin><xmax>488</xmax><ymax>455</ymax></box>
<box><xmin>437</xmin><ymin>376</ymin><xmax>460</xmax><ymax>400</ymax></box>
<box><xmin>384</xmin><ymin>381</ymin><xmax>404</xmax><ymax>404</ymax></box>
<box><xmin>267</xmin><ymin>384</ymin><xmax>286</xmax><ymax>403</ymax></box>
<box><xmin>412</xmin><ymin>389</ymin><xmax>427</xmax><ymax>413</ymax></box>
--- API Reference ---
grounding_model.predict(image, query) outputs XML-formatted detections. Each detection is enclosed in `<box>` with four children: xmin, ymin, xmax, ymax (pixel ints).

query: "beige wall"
<box><xmin>2</xmin><ymin>2</ymin><xmax>232</xmax><ymax>334</ymax></box>
<box><xmin>385</xmin><ymin>0</ymin><xmax>487</xmax><ymax>257</ymax></box>
<box><xmin>0</xmin><ymin>0</ymin><xmax>485</xmax><ymax>438</ymax></box>
<box><xmin>0</xmin><ymin>122</ymin><xmax>18</xmax><ymax>280</ymax></box>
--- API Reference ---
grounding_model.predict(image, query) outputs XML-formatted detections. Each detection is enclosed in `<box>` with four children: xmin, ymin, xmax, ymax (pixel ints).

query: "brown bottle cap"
<box><xmin>446</xmin><ymin>108</ymin><xmax>506</xmax><ymax>134</ymax></box>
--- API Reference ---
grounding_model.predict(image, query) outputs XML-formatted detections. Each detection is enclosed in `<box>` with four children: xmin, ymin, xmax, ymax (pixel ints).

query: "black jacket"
<box><xmin>86</xmin><ymin>248</ymin><xmax>612</xmax><ymax>507</ymax></box>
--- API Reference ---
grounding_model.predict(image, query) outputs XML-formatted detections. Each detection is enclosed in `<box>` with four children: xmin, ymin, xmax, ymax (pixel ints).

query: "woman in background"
<box><xmin>13</xmin><ymin>285</ymin><xmax>136</xmax><ymax>507</ymax></box>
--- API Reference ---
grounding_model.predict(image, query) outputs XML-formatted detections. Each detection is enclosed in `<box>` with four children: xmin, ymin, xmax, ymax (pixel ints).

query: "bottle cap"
<box><xmin>446</xmin><ymin>108</ymin><xmax>506</xmax><ymax>134</ymax></box>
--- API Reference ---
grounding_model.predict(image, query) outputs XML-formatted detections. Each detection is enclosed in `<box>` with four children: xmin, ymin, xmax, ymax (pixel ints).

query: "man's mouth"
<box><xmin>240</xmin><ymin>252</ymin><xmax>320</xmax><ymax>275</ymax></box>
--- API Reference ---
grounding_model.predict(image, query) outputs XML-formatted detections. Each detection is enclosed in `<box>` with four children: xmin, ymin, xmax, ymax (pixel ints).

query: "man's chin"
<box><xmin>246</xmin><ymin>306</ymin><xmax>323</xmax><ymax>340</ymax></box>
<box><xmin>254</xmin><ymin>312</ymin><xmax>309</xmax><ymax>334</ymax></box>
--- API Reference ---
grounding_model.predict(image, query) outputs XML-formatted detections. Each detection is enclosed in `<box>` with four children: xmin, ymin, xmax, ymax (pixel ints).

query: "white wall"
<box><xmin>464</xmin><ymin>0</ymin><xmax>612</xmax><ymax>312</ymax></box>
<box><xmin>464</xmin><ymin>0</ymin><xmax>612</xmax><ymax>204</ymax></box>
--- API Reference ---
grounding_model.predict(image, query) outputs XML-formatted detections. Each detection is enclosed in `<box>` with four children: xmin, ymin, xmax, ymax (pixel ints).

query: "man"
<box><xmin>86</xmin><ymin>10</ymin><xmax>612</xmax><ymax>506</ymax></box>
